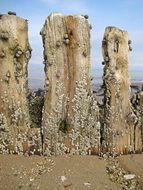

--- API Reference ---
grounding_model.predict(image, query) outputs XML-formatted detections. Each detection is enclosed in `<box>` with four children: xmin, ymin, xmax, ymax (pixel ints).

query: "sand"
<box><xmin>0</xmin><ymin>154</ymin><xmax>143</xmax><ymax>190</ymax></box>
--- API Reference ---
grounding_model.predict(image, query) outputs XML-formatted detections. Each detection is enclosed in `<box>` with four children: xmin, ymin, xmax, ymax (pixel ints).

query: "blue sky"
<box><xmin>1</xmin><ymin>0</ymin><xmax>143</xmax><ymax>84</ymax></box>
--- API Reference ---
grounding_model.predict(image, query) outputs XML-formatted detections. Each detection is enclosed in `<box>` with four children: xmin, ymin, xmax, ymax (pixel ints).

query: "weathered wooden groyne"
<box><xmin>0</xmin><ymin>12</ymin><xmax>142</xmax><ymax>156</ymax></box>
<box><xmin>0</xmin><ymin>12</ymin><xmax>42</xmax><ymax>155</ymax></box>
<box><xmin>102</xmin><ymin>27</ymin><xmax>142</xmax><ymax>155</ymax></box>
<box><xmin>40</xmin><ymin>13</ymin><xmax>100</xmax><ymax>156</ymax></box>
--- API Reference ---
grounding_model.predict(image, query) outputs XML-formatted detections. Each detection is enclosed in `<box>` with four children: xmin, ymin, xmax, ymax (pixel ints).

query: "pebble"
<box><xmin>61</xmin><ymin>175</ymin><xmax>66</xmax><ymax>182</ymax></box>
<box><xmin>30</xmin><ymin>178</ymin><xmax>34</xmax><ymax>182</ymax></box>
<box><xmin>8</xmin><ymin>11</ymin><xmax>16</xmax><ymax>15</ymax></box>
<box><xmin>84</xmin><ymin>15</ymin><xmax>89</xmax><ymax>19</ymax></box>
<box><xmin>124</xmin><ymin>174</ymin><xmax>135</xmax><ymax>180</ymax></box>
<box><xmin>84</xmin><ymin>182</ymin><xmax>91</xmax><ymax>187</ymax></box>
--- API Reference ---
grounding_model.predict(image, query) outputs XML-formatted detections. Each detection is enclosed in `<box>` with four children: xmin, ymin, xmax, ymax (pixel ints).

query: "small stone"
<box><xmin>84</xmin><ymin>15</ymin><xmax>89</xmax><ymax>19</ymax></box>
<box><xmin>61</xmin><ymin>175</ymin><xmax>66</xmax><ymax>182</ymax></box>
<box><xmin>124</xmin><ymin>174</ymin><xmax>136</xmax><ymax>180</ymax></box>
<box><xmin>128</xmin><ymin>40</ymin><xmax>132</xmax><ymax>44</ymax></box>
<box><xmin>30</xmin><ymin>178</ymin><xmax>34</xmax><ymax>182</ymax></box>
<box><xmin>84</xmin><ymin>182</ymin><xmax>91</xmax><ymax>187</ymax></box>
<box><xmin>8</xmin><ymin>11</ymin><xmax>16</xmax><ymax>16</ymax></box>
<box><xmin>129</xmin><ymin>45</ymin><xmax>132</xmax><ymax>51</ymax></box>
<box><xmin>63</xmin><ymin>38</ymin><xmax>70</xmax><ymax>45</ymax></box>
<box><xmin>82</xmin><ymin>51</ymin><xmax>87</xmax><ymax>57</ymax></box>
<box><xmin>64</xmin><ymin>34</ymin><xmax>68</xmax><ymax>39</ymax></box>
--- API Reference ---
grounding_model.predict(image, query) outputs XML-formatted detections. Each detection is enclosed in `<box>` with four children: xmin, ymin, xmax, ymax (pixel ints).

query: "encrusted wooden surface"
<box><xmin>41</xmin><ymin>13</ymin><xmax>100</xmax><ymax>156</ymax></box>
<box><xmin>0</xmin><ymin>13</ymin><xmax>142</xmax><ymax>157</ymax></box>
<box><xmin>102</xmin><ymin>26</ymin><xmax>142</xmax><ymax>155</ymax></box>
<box><xmin>131</xmin><ymin>91</ymin><xmax>143</xmax><ymax>152</ymax></box>
<box><xmin>0</xmin><ymin>14</ymin><xmax>42</xmax><ymax>155</ymax></box>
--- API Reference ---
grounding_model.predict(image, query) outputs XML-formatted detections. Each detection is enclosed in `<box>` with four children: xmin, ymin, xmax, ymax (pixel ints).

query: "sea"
<box><xmin>28</xmin><ymin>63</ymin><xmax>143</xmax><ymax>90</ymax></box>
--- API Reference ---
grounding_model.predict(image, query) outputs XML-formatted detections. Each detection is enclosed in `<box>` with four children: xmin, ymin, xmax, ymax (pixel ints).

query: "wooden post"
<box><xmin>131</xmin><ymin>91</ymin><xmax>143</xmax><ymax>153</ymax></box>
<box><xmin>41</xmin><ymin>13</ymin><xmax>100</xmax><ymax>156</ymax></box>
<box><xmin>102</xmin><ymin>26</ymin><xmax>142</xmax><ymax>155</ymax></box>
<box><xmin>0</xmin><ymin>13</ymin><xmax>42</xmax><ymax>155</ymax></box>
